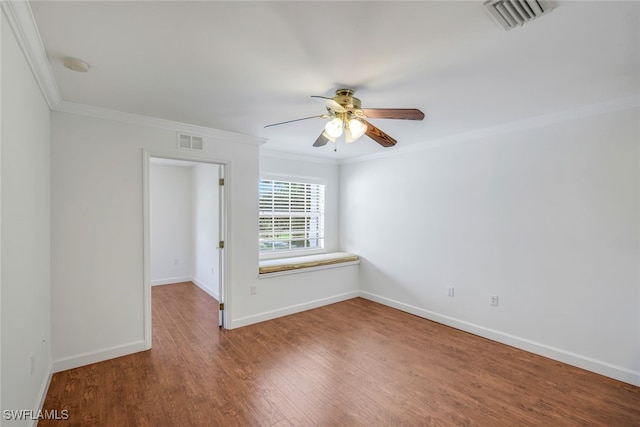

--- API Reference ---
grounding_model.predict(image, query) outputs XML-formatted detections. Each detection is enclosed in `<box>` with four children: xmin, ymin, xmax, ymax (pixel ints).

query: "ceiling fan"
<box><xmin>265</xmin><ymin>89</ymin><xmax>425</xmax><ymax>149</ymax></box>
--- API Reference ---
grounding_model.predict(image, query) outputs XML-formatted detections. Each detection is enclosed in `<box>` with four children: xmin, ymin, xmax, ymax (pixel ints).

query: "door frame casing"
<box><xmin>142</xmin><ymin>150</ymin><xmax>229</xmax><ymax>349</ymax></box>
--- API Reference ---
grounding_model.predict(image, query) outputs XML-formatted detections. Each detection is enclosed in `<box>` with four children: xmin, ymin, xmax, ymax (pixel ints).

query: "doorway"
<box><xmin>143</xmin><ymin>152</ymin><xmax>227</xmax><ymax>350</ymax></box>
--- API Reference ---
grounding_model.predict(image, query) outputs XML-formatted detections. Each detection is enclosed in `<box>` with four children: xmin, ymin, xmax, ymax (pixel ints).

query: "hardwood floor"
<box><xmin>40</xmin><ymin>282</ymin><xmax>640</xmax><ymax>426</ymax></box>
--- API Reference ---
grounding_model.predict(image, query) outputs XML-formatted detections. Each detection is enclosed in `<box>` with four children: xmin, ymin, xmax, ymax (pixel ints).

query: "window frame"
<box><xmin>259</xmin><ymin>173</ymin><xmax>327</xmax><ymax>260</ymax></box>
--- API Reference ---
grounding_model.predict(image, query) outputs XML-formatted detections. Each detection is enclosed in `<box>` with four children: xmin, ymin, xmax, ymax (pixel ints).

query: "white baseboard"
<box><xmin>30</xmin><ymin>362</ymin><xmax>54</xmax><ymax>427</ymax></box>
<box><xmin>191</xmin><ymin>277</ymin><xmax>219</xmax><ymax>300</ymax></box>
<box><xmin>229</xmin><ymin>290</ymin><xmax>360</xmax><ymax>329</ymax></box>
<box><xmin>360</xmin><ymin>291</ymin><xmax>640</xmax><ymax>387</ymax></box>
<box><xmin>151</xmin><ymin>276</ymin><xmax>192</xmax><ymax>286</ymax></box>
<box><xmin>52</xmin><ymin>340</ymin><xmax>146</xmax><ymax>373</ymax></box>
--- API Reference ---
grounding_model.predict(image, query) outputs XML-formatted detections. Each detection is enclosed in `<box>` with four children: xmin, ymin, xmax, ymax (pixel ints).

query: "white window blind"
<box><xmin>259</xmin><ymin>179</ymin><xmax>325</xmax><ymax>253</ymax></box>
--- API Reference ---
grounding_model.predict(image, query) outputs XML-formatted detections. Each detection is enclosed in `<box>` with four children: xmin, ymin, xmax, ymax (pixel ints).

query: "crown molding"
<box><xmin>3</xmin><ymin>0</ymin><xmax>634</xmax><ymax>159</ymax></box>
<box><xmin>340</xmin><ymin>95</ymin><xmax>640</xmax><ymax>165</ymax></box>
<box><xmin>259</xmin><ymin>148</ymin><xmax>339</xmax><ymax>165</ymax></box>
<box><xmin>2</xmin><ymin>0</ymin><xmax>265</xmax><ymax>146</ymax></box>
<box><xmin>1</xmin><ymin>0</ymin><xmax>61</xmax><ymax>108</ymax></box>
<box><xmin>55</xmin><ymin>101</ymin><xmax>267</xmax><ymax>146</ymax></box>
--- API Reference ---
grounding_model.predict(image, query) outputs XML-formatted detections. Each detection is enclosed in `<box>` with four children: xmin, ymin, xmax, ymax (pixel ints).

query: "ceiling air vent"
<box><xmin>177</xmin><ymin>133</ymin><xmax>204</xmax><ymax>150</ymax></box>
<box><xmin>484</xmin><ymin>0</ymin><xmax>551</xmax><ymax>30</ymax></box>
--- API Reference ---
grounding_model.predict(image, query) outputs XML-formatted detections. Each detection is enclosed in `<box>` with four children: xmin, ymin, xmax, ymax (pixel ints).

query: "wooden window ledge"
<box><xmin>259</xmin><ymin>252</ymin><xmax>359</xmax><ymax>277</ymax></box>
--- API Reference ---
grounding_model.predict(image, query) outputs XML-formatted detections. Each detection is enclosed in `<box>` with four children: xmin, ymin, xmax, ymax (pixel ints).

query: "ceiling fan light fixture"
<box><xmin>324</xmin><ymin>117</ymin><xmax>343</xmax><ymax>138</ymax></box>
<box><xmin>345</xmin><ymin>128</ymin><xmax>356</xmax><ymax>143</ymax></box>
<box><xmin>265</xmin><ymin>88</ymin><xmax>425</xmax><ymax>149</ymax></box>
<box><xmin>348</xmin><ymin>118</ymin><xmax>367</xmax><ymax>139</ymax></box>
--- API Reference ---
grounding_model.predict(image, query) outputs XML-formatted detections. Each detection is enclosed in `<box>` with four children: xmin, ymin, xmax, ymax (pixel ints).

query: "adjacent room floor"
<box><xmin>40</xmin><ymin>282</ymin><xmax>640</xmax><ymax>426</ymax></box>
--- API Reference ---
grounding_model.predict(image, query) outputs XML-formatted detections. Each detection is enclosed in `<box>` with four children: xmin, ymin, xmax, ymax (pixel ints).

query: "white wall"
<box><xmin>50</xmin><ymin>111</ymin><xmax>262</xmax><ymax>370</ymax></box>
<box><xmin>150</xmin><ymin>162</ymin><xmax>220</xmax><ymax>299</ymax></box>
<box><xmin>236</xmin><ymin>152</ymin><xmax>359</xmax><ymax>328</ymax></box>
<box><xmin>340</xmin><ymin>107</ymin><xmax>640</xmax><ymax>386</ymax></box>
<box><xmin>248</xmin><ymin>264</ymin><xmax>360</xmax><ymax>327</ymax></box>
<box><xmin>1</xmin><ymin>10</ymin><xmax>53</xmax><ymax>423</ymax></box>
<box><xmin>150</xmin><ymin>165</ymin><xmax>193</xmax><ymax>284</ymax></box>
<box><xmin>192</xmin><ymin>163</ymin><xmax>220</xmax><ymax>299</ymax></box>
<box><xmin>260</xmin><ymin>152</ymin><xmax>341</xmax><ymax>253</ymax></box>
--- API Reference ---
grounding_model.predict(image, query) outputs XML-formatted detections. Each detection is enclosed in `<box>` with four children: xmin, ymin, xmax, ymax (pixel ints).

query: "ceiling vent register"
<box><xmin>177</xmin><ymin>133</ymin><xmax>204</xmax><ymax>150</ymax></box>
<box><xmin>484</xmin><ymin>0</ymin><xmax>551</xmax><ymax>30</ymax></box>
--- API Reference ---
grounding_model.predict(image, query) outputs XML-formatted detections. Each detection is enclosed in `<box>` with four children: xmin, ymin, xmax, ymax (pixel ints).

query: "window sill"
<box><xmin>258</xmin><ymin>252</ymin><xmax>359</xmax><ymax>278</ymax></box>
<box><xmin>259</xmin><ymin>248</ymin><xmax>326</xmax><ymax>261</ymax></box>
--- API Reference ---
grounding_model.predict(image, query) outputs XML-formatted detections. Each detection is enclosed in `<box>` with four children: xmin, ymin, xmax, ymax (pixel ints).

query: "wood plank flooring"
<box><xmin>40</xmin><ymin>282</ymin><xmax>640</xmax><ymax>426</ymax></box>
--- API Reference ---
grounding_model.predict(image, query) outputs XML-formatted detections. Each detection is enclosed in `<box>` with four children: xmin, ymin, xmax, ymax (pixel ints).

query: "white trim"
<box><xmin>0</xmin><ymin>0</ymin><xmax>61</xmax><ymax>109</ymax></box>
<box><xmin>4</xmin><ymin>0</ymin><xmax>636</xmax><ymax>166</ymax></box>
<box><xmin>143</xmin><ymin>150</ymin><xmax>231</xmax><ymax>348</ymax></box>
<box><xmin>229</xmin><ymin>290</ymin><xmax>359</xmax><ymax>329</ymax></box>
<box><xmin>142</xmin><ymin>151</ymin><xmax>152</xmax><ymax>350</ymax></box>
<box><xmin>150</xmin><ymin>276</ymin><xmax>193</xmax><ymax>286</ymax></box>
<box><xmin>148</xmin><ymin>151</ymin><xmax>231</xmax><ymax>167</ymax></box>
<box><xmin>0</xmin><ymin>0</ymin><xmax>267</xmax><ymax>148</ymax></box>
<box><xmin>260</xmin><ymin>171</ymin><xmax>327</xmax><ymax>186</ymax></box>
<box><xmin>341</xmin><ymin>96</ymin><xmax>640</xmax><ymax>165</ymax></box>
<box><xmin>0</xmin><ymin>6</ymin><xmax>3</xmax><ymax>414</ymax></box>
<box><xmin>260</xmin><ymin>148</ymin><xmax>339</xmax><ymax>165</ymax></box>
<box><xmin>259</xmin><ymin>248</ymin><xmax>326</xmax><ymax>261</ymax></box>
<box><xmin>191</xmin><ymin>277</ymin><xmax>219</xmax><ymax>301</ymax></box>
<box><xmin>219</xmin><ymin>163</ymin><xmax>229</xmax><ymax>327</ymax></box>
<box><xmin>52</xmin><ymin>340</ymin><xmax>146</xmax><ymax>373</ymax></box>
<box><xmin>360</xmin><ymin>291</ymin><xmax>640</xmax><ymax>387</ymax></box>
<box><xmin>0</xmin><ymin>8</ymin><xmax>3</xmax><ymax>415</ymax></box>
<box><xmin>0</xmin><ymin>0</ymin><xmax>268</xmax><ymax>147</ymax></box>
<box><xmin>30</xmin><ymin>362</ymin><xmax>53</xmax><ymax>427</ymax></box>
<box><xmin>150</xmin><ymin>277</ymin><xmax>219</xmax><ymax>300</ymax></box>
<box><xmin>56</xmin><ymin>101</ymin><xmax>267</xmax><ymax>146</ymax></box>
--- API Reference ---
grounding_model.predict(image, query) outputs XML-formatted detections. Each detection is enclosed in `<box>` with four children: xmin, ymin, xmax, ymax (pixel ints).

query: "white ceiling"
<box><xmin>29</xmin><ymin>1</ymin><xmax>639</xmax><ymax>160</ymax></box>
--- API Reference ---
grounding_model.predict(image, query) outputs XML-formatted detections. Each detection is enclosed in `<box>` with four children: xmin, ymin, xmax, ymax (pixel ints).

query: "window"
<box><xmin>259</xmin><ymin>179</ymin><xmax>325</xmax><ymax>254</ymax></box>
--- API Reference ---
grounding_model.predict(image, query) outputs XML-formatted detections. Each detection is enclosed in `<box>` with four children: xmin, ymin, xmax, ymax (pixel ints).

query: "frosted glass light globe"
<box><xmin>324</xmin><ymin>118</ymin><xmax>343</xmax><ymax>138</ymax></box>
<box><xmin>348</xmin><ymin>119</ymin><xmax>367</xmax><ymax>139</ymax></box>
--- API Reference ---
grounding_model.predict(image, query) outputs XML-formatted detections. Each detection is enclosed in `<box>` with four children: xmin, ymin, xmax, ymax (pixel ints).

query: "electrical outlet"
<box><xmin>490</xmin><ymin>295</ymin><xmax>499</xmax><ymax>306</ymax></box>
<box><xmin>250</xmin><ymin>285</ymin><xmax>257</xmax><ymax>295</ymax></box>
<box><xmin>447</xmin><ymin>286</ymin><xmax>455</xmax><ymax>297</ymax></box>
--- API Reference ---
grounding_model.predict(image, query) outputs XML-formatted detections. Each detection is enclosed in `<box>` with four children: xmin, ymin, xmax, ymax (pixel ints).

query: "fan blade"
<box><xmin>362</xmin><ymin>108</ymin><xmax>425</xmax><ymax>120</ymax></box>
<box><xmin>363</xmin><ymin>120</ymin><xmax>397</xmax><ymax>147</ymax></box>
<box><xmin>265</xmin><ymin>115</ymin><xmax>327</xmax><ymax>128</ymax></box>
<box><xmin>313</xmin><ymin>131</ymin><xmax>335</xmax><ymax>147</ymax></box>
<box><xmin>311</xmin><ymin>95</ymin><xmax>346</xmax><ymax>113</ymax></box>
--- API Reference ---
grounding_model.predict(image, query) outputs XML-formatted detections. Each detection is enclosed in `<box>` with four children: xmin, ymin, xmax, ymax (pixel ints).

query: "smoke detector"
<box><xmin>62</xmin><ymin>57</ymin><xmax>89</xmax><ymax>72</ymax></box>
<box><xmin>484</xmin><ymin>0</ymin><xmax>552</xmax><ymax>30</ymax></box>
